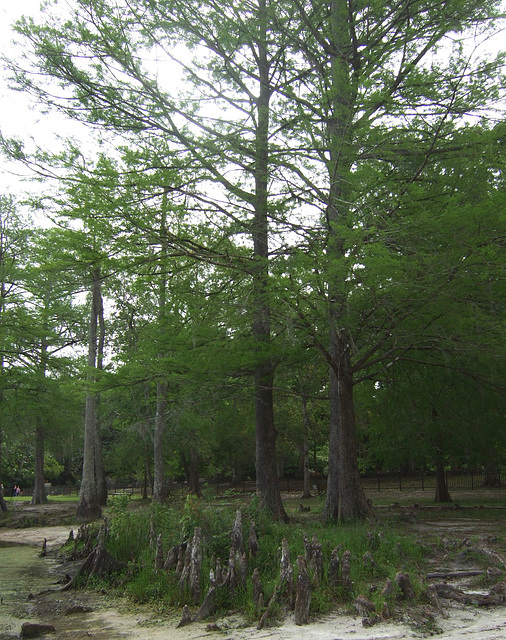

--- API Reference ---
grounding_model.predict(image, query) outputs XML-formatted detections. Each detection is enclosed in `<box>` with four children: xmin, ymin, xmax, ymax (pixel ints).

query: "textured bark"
<box><xmin>95</xmin><ymin>295</ymin><xmax>107</xmax><ymax>506</ymax></box>
<box><xmin>32</xmin><ymin>425</ymin><xmax>47</xmax><ymax>505</ymax></box>
<box><xmin>32</xmin><ymin>332</ymin><xmax>49</xmax><ymax>505</ymax></box>
<box><xmin>394</xmin><ymin>571</ymin><xmax>414</xmax><ymax>600</ymax></box>
<box><xmin>248</xmin><ymin>520</ymin><xmax>259</xmax><ymax>558</ymax></box>
<box><xmin>152</xmin><ymin>380</ymin><xmax>167</xmax><ymax>503</ymax></box>
<box><xmin>434</xmin><ymin>459</ymin><xmax>452</xmax><ymax>503</ymax></box>
<box><xmin>324</xmin><ymin>338</ymin><xmax>373</xmax><ymax>521</ymax></box>
<box><xmin>153</xmin><ymin>197</ymin><xmax>170</xmax><ymax>504</ymax></box>
<box><xmin>251</xmin><ymin>0</ymin><xmax>288</xmax><ymax>523</ymax></box>
<box><xmin>294</xmin><ymin>556</ymin><xmax>311</xmax><ymax>625</ymax></box>
<box><xmin>320</xmin><ymin>0</ymin><xmax>373</xmax><ymax>524</ymax></box>
<box><xmin>77</xmin><ymin>269</ymin><xmax>102</xmax><ymax>522</ymax></box>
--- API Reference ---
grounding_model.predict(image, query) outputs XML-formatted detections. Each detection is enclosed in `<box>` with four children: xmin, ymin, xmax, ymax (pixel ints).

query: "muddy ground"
<box><xmin>1</xmin><ymin>493</ymin><xmax>506</xmax><ymax>639</ymax></box>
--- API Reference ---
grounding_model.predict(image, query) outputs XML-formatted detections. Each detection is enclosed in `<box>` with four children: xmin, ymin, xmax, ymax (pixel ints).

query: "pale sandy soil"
<box><xmin>1</xmin><ymin>520</ymin><xmax>506</xmax><ymax>639</ymax></box>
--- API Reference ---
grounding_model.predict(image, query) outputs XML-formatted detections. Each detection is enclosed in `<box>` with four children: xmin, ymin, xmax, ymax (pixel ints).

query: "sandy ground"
<box><xmin>1</xmin><ymin>520</ymin><xmax>506</xmax><ymax>639</ymax></box>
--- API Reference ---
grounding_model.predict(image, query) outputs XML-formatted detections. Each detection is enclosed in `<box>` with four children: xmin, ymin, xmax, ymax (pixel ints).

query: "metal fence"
<box><xmin>42</xmin><ymin>469</ymin><xmax>506</xmax><ymax>499</ymax></box>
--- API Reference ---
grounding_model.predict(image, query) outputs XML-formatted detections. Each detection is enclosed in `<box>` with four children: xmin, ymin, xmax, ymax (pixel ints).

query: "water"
<box><xmin>0</xmin><ymin>542</ymin><xmax>56</xmax><ymax>639</ymax></box>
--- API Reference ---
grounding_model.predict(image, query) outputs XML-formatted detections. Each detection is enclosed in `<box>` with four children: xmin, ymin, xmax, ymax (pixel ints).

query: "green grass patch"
<box><xmin>94</xmin><ymin>494</ymin><xmax>434</xmax><ymax>617</ymax></box>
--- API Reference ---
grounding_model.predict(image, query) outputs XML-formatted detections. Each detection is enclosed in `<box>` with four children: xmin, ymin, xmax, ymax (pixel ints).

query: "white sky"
<box><xmin>1</xmin><ymin>1</ymin><xmax>505</xmax><ymax>208</ymax></box>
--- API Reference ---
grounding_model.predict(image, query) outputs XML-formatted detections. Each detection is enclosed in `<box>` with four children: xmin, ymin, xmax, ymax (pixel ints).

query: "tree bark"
<box><xmin>95</xmin><ymin>298</ymin><xmax>107</xmax><ymax>506</ymax></box>
<box><xmin>434</xmin><ymin>459</ymin><xmax>452</xmax><ymax>503</ymax></box>
<box><xmin>153</xmin><ymin>380</ymin><xmax>167</xmax><ymax>502</ymax></box>
<box><xmin>77</xmin><ymin>268</ymin><xmax>102</xmax><ymax>522</ymax></box>
<box><xmin>322</xmin><ymin>0</ymin><xmax>373</xmax><ymax>523</ymax></box>
<box><xmin>153</xmin><ymin>194</ymin><xmax>169</xmax><ymax>504</ymax></box>
<box><xmin>324</xmin><ymin>334</ymin><xmax>372</xmax><ymax>521</ymax></box>
<box><xmin>31</xmin><ymin>425</ymin><xmax>47</xmax><ymax>504</ymax></box>
<box><xmin>252</xmin><ymin>0</ymin><xmax>288</xmax><ymax>522</ymax></box>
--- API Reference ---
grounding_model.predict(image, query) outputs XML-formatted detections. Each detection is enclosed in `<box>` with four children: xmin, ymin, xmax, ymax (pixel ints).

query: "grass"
<box><xmin>78</xmin><ymin>492</ymin><xmax>438</xmax><ymax>619</ymax></box>
<box><xmin>7</xmin><ymin>485</ymin><xmax>505</xmax><ymax>624</ymax></box>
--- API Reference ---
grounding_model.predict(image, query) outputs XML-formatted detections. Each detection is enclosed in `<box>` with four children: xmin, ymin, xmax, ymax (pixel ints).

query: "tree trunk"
<box><xmin>434</xmin><ymin>459</ymin><xmax>452</xmax><ymax>503</ymax></box>
<box><xmin>31</xmin><ymin>425</ymin><xmax>47</xmax><ymax>504</ymax></box>
<box><xmin>252</xmin><ymin>0</ymin><xmax>287</xmax><ymax>522</ymax></box>
<box><xmin>321</xmin><ymin>0</ymin><xmax>372</xmax><ymax>522</ymax></box>
<box><xmin>255</xmin><ymin>365</ymin><xmax>287</xmax><ymax>521</ymax></box>
<box><xmin>77</xmin><ymin>268</ymin><xmax>102</xmax><ymax>522</ymax></box>
<box><xmin>95</xmin><ymin>302</ymin><xmax>107</xmax><ymax>506</ymax></box>
<box><xmin>300</xmin><ymin>396</ymin><xmax>311</xmax><ymax>499</ymax></box>
<box><xmin>153</xmin><ymin>380</ymin><xmax>168</xmax><ymax>502</ymax></box>
<box><xmin>0</xmin><ymin>430</ymin><xmax>8</xmax><ymax>510</ymax></box>
<box><xmin>324</xmin><ymin>334</ymin><xmax>373</xmax><ymax>521</ymax></box>
<box><xmin>188</xmin><ymin>446</ymin><xmax>202</xmax><ymax>497</ymax></box>
<box><xmin>153</xmin><ymin>195</ymin><xmax>169</xmax><ymax>504</ymax></box>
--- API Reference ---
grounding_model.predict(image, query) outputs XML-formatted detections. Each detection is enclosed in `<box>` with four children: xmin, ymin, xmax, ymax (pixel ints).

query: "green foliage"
<box><xmin>100</xmin><ymin>497</ymin><xmax>430</xmax><ymax>617</ymax></box>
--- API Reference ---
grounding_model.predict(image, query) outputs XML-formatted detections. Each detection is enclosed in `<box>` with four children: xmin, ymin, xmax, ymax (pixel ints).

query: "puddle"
<box><xmin>0</xmin><ymin>542</ymin><xmax>57</xmax><ymax>639</ymax></box>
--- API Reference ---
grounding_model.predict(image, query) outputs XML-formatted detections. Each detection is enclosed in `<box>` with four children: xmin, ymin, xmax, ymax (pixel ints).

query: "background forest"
<box><xmin>0</xmin><ymin>0</ymin><xmax>505</xmax><ymax>522</ymax></box>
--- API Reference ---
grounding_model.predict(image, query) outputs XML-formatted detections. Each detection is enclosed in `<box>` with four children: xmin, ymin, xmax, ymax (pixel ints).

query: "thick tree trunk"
<box><xmin>153</xmin><ymin>380</ymin><xmax>168</xmax><ymax>502</ymax></box>
<box><xmin>252</xmin><ymin>0</ymin><xmax>287</xmax><ymax>522</ymax></box>
<box><xmin>324</xmin><ymin>334</ymin><xmax>373</xmax><ymax>521</ymax></box>
<box><xmin>434</xmin><ymin>459</ymin><xmax>452</xmax><ymax>503</ymax></box>
<box><xmin>31</xmin><ymin>425</ymin><xmax>47</xmax><ymax>504</ymax></box>
<box><xmin>32</xmin><ymin>333</ymin><xmax>49</xmax><ymax>505</ymax></box>
<box><xmin>0</xmin><ymin>431</ymin><xmax>8</xmax><ymax>510</ymax></box>
<box><xmin>153</xmin><ymin>198</ymin><xmax>169</xmax><ymax>504</ymax></box>
<box><xmin>321</xmin><ymin>0</ymin><xmax>372</xmax><ymax>522</ymax></box>
<box><xmin>77</xmin><ymin>268</ymin><xmax>102</xmax><ymax>522</ymax></box>
<box><xmin>255</xmin><ymin>365</ymin><xmax>287</xmax><ymax>520</ymax></box>
<box><xmin>94</xmin><ymin>419</ymin><xmax>107</xmax><ymax>506</ymax></box>
<box><xmin>95</xmin><ymin>306</ymin><xmax>107</xmax><ymax>506</ymax></box>
<box><xmin>323</xmin><ymin>349</ymin><xmax>340</xmax><ymax>521</ymax></box>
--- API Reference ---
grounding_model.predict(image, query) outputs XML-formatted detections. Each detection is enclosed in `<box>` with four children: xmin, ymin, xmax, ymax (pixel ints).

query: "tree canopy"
<box><xmin>0</xmin><ymin>0</ymin><xmax>505</xmax><ymax>519</ymax></box>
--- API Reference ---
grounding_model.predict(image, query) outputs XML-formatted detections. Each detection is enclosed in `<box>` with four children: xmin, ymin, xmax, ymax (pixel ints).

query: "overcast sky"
<box><xmin>1</xmin><ymin>1</ymin><xmax>505</xmax><ymax>207</ymax></box>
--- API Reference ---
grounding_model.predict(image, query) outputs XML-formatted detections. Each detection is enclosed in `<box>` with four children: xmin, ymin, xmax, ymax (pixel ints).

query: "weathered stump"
<box><xmin>294</xmin><ymin>556</ymin><xmax>311</xmax><ymax>625</ymax></box>
<box><xmin>39</xmin><ymin>539</ymin><xmax>47</xmax><ymax>558</ymax></box>
<box><xmin>280</xmin><ymin>538</ymin><xmax>294</xmax><ymax>605</ymax></box>
<box><xmin>189</xmin><ymin>527</ymin><xmax>202</xmax><ymax>604</ymax></box>
<box><xmin>176</xmin><ymin>604</ymin><xmax>193</xmax><ymax>628</ymax></box>
<box><xmin>394</xmin><ymin>571</ymin><xmax>414</xmax><ymax>600</ymax></box>
<box><xmin>341</xmin><ymin>550</ymin><xmax>352</xmax><ymax>591</ymax></box>
<box><xmin>231</xmin><ymin>510</ymin><xmax>244</xmax><ymax>555</ymax></box>
<box><xmin>164</xmin><ymin>542</ymin><xmax>184</xmax><ymax>572</ymax></box>
<box><xmin>328</xmin><ymin>548</ymin><xmax>340</xmax><ymax>587</ymax></box>
<box><xmin>154</xmin><ymin>533</ymin><xmax>164</xmax><ymax>571</ymax></box>
<box><xmin>72</xmin><ymin>523</ymin><xmax>124</xmax><ymax>585</ymax></box>
<box><xmin>249</xmin><ymin>520</ymin><xmax>259</xmax><ymax>557</ymax></box>
<box><xmin>194</xmin><ymin>570</ymin><xmax>216</xmax><ymax>621</ymax></box>
<box><xmin>354</xmin><ymin>594</ymin><xmax>376</xmax><ymax>618</ymax></box>
<box><xmin>252</xmin><ymin>567</ymin><xmax>263</xmax><ymax>611</ymax></box>
<box><xmin>179</xmin><ymin>539</ymin><xmax>192</xmax><ymax>594</ymax></box>
<box><xmin>381</xmin><ymin>578</ymin><xmax>394</xmax><ymax>598</ymax></box>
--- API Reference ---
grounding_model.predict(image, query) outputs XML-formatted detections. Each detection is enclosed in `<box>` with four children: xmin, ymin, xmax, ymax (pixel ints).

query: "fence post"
<box><xmin>377</xmin><ymin>474</ymin><xmax>380</xmax><ymax>492</ymax></box>
<box><xmin>399</xmin><ymin>472</ymin><xmax>402</xmax><ymax>491</ymax></box>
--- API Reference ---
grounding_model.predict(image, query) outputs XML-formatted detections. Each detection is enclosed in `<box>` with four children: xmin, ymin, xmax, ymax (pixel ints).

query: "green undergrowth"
<box><xmin>69</xmin><ymin>494</ymin><xmax>431</xmax><ymax>620</ymax></box>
